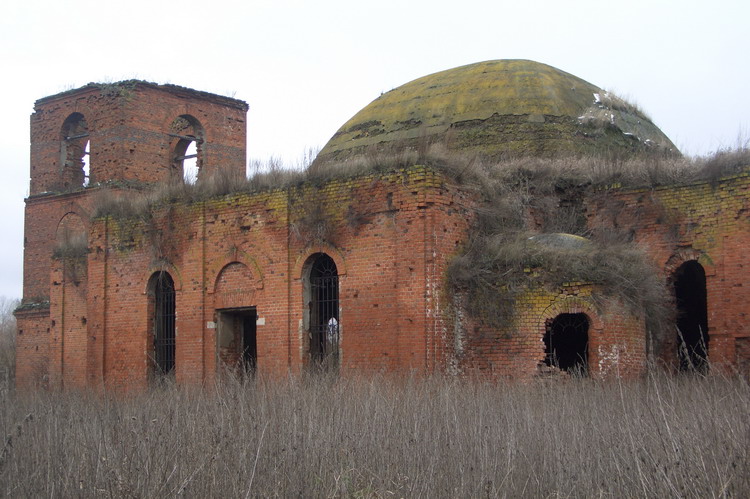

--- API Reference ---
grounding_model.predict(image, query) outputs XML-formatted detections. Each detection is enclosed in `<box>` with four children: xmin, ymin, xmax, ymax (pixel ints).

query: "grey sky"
<box><xmin>1</xmin><ymin>0</ymin><xmax>748</xmax><ymax>299</ymax></box>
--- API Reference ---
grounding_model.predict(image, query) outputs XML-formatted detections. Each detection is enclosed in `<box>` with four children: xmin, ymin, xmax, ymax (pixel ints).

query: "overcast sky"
<box><xmin>1</xmin><ymin>0</ymin><xmax>748</xmax><ymax>300</ymax></box>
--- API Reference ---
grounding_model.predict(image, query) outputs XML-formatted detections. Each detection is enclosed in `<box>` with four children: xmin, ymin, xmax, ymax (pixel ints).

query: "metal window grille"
<box><xmin>310</xmin><ymin>255</ymin><xmax>339</xmax><ymax>365</ymax></box>
<box><xmin>154</xmin><ymin>272</ymin><xmax>176</xmax><ymax>375</ymax></box>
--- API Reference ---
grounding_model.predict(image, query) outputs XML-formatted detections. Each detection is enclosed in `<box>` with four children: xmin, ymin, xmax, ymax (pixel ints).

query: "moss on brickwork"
<box><xmin>319</xmin><ymin>60</ymin><xmax>677</xmax><ymax>163</ymax></box>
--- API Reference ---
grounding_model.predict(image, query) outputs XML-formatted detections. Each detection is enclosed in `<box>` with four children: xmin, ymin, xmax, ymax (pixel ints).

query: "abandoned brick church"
<box><xmin>15</xmin><ymin>60</ymin><xmax>750</xmax><ymax>389</ymax></box>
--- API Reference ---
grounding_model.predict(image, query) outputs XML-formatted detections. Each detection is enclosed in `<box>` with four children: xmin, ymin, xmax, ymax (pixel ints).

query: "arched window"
<box><xmin>304</xmin><ymin>253</ymin><xmax>339</xmax><ymax>368</ymax></box>
<box><xmin>169</xmin><ymin>115</ymin><xmax>204</xmax><ymax>184</ymax></box>
<box><xmin>544</xmin><ymin>313</ymin><xmax>589</xmax><ymax>375</ymax></box>
<box><xmin>54</xmin><ymin>212</ymin><xmax>88</xmax><ymax>261</ymax></box>
<box><xmin>60</xmin><ymin>113</ymin><xmax>90</xmax><ymax>188</ymax></box>
<box><xmin>148</xmin><ymin>271</ymin><xmax>176</xmax><ymax>376</ymax></box>
<box><xmin>673</xmin><ymin>261</ymin><xmax>709</xmax><ymax>372</ymax></box>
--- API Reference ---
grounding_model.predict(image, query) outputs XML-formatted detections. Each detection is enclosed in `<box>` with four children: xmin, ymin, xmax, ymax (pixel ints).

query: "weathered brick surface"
<box><xmin>30</xmin><ymin>82</ymin><xmax>247</xmax><ymax>194</ymax></box>
<box><xmin>15</xmin><ymin>81</ymin><xmax>750</xmax><ymax>389</ymax></box>
<box><xmin>15</xmin><ymin>308</ymin><xmax>50</xmax><ymax>387</ymax></box>
<box><xmin>586</xmin><ymin>173</ymin><xmax>750</xmax><ymax>374</ymax></box>
<box><xmin>61</xmin><ymin>168</ymin><xmax>467</xmax><ymax>388</ymax></box>
<box><xmin>453</xmin><ymin>285</ymin><xmax>646</xmax><ymax>379</ymax></box>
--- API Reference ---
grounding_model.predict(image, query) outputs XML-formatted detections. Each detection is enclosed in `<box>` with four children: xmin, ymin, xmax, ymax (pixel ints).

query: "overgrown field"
<box><xmin>0</xmin><ymin>373</ymin><xmax>747</xmax><ymax>497</ymax></box>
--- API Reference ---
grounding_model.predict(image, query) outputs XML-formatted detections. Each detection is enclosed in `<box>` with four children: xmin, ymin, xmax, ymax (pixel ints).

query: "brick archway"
<box><xmin>536</xmin><ymin>297</ymin><xmax>604</xmax><ymax>375</ymax></box>
<box><xmin>536</xmin><ymin>297</ymin><xmax>603</xmax><ymax>337</ymax></box>
<box><xmin>664</xmin><ymin>248</ymin><xmax>714</xmax><ymax>279</ymax></box>
<box><xmin>213</xmin><ymin>262</ymin><xmax>261</xmax><ymax>310</ymax></box>
<box><xmin>207</xmin><ymin>250</ymin><xmax>265</xmax><ymax>296</ymax></box>
<box><xmin>293</xmin><ymin>243</ymin><xmax>347</xmax><ymax>281</ymax></box>
<box><xmin>141</xmin><ymin>262</ymin><xmax>183</xmax><ymax>294</ymax></box>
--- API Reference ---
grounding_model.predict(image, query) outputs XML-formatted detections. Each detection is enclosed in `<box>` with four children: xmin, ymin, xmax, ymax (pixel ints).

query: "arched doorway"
<box><xmin>544</xmin><ymin>313</ymin><xmax>589</xmax><ymax>374</ymax></box>
<box><xmin>673</xmin><ymin>261</ymin><xmax>709</xmax><ymax>372</ymax></box>
<box><xmin>305</xmin><ymin>253</ymin><xmax>339</xmax><ymax>369</ymax></box>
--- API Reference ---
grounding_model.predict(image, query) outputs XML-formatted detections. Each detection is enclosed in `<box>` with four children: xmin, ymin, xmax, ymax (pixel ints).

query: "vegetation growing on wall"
<box><xmin>430</xmin><ymin>150</ymin><xmax>670</xmax><ymax>344</ymax></box>
<box><xmin>87</xmin><ymin>139</ymin><xmax>749</xmax><ymax>346</ymax></box>
<box><xmin>52</xmin><ymin>231</ymin><xmax>88</xmax><ymax>260</ymax></box>
<box><xmin>414</xmin><ymin>144</ymin><xmax>746</xmax><ymax>346</ymax></box>
<box><xmin>90</xmin><ymin>140</ymin><xmax>749</xmax><ymax>223</ymax></box>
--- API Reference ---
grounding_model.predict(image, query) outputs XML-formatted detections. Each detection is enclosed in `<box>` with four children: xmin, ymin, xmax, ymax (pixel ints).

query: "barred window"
<box><xmin>307</xmin><ymin>254</ymin><xmax>339</xmax><ymax>368</ymax></box>
<box><xmin>149</xmin><ymin>272</ymin><xmax>176</xmax><ymax>376</ymax></box>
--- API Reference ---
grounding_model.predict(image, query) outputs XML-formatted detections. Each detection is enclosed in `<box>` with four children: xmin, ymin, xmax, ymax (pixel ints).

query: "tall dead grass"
<box><xmin>0</xmin><ymin>298</ymin><xmax>17</xmax><ymax>384</ymax></box>
<box><xmin>0</xmin><ymin>373</ymin><xmax>747</xmax><ymax>497</ymax></box>
<box><xmin>91</xmin><ymin>142</ymin><xmax>750</xmax><ymax>222</ymax></box>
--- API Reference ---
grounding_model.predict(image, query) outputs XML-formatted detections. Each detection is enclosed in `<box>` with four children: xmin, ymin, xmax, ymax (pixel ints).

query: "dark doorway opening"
<box><xmin>673</xmin><ymin>261</ymin><xmax>709</xmax><ymax>372</ymax></box>
<box><xmin>544</xmin><ymin>313</ymin><xmax>589</xmax><ymax>374</ymax></box>
<box><xmin>308</xmin><ymin>254</ymin><xmax>339</xmax><ymax>368</ymax></box>
<box><xmin>217</xmin><ymin>308</ymin><xmax>257</xmax><ymax>372</ymax></box>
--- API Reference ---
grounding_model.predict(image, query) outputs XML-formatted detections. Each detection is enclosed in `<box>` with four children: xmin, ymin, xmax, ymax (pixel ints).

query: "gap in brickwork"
<box><xmin>183</xmin><ymin>141</ymin><xmax>198</xmax><ymax>184</ymax></box>
<box><xmin>82</xmin><ymin>140</ymin><xmax>90</xmax><ymax>187</ymax></box>
<box><xmin>544</xmin><ymin>313</ymin><xmax>589</xmax><ymax>375</ymax></box>
<box><xmin>674</xmin><ymin>261</ymin><xmax>709</xmax><ymax>372</ymax></box>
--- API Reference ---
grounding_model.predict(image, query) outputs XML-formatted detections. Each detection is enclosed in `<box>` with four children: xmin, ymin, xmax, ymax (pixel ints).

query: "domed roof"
<box><xmin>528</xmin><ymin>233</ymin><xmax>592</xmax><ymax>250</ymax></box>
<box><xmin>318</xmin><ymin>60</ymin><xmax>676</xmax><ymax>162</ymax></box>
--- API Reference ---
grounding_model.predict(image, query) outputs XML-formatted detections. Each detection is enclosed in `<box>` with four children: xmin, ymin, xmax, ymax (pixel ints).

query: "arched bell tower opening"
<box><xmin>60</xmin><ymin>113</ymin><xmax>90</xmax><ymax>188</ymax></box>
<box><xmin>544</xmin><ymin>313</ymin><xmax>589</xmax><ymax>375</ymax></box>
<box><xmin>169</xmin><ymin>115</ymin><xmax>204</xmax><ymax>184</ymax></box>
<box><xmin>673</xmin><ymin>261</ymin><xmax>709</xmax><ymax>372</ymax></box>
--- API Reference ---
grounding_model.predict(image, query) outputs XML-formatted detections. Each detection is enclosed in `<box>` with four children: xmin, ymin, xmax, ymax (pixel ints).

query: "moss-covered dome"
<box><xmin>318</xmin><ymin>60</ymin><xmax>677</xmax><ymax>162</ymax></box>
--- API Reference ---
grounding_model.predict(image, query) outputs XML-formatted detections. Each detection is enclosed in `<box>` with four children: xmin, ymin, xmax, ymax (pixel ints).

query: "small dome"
<box><xmin>528</xmin><ymin>233</ymin><xmax>592</xmax><ymax>250</ymax></box>
<box><xmin>318</xmin><ymin>60</ymin><xmax>676</xmax><ymax>163</ymax></box>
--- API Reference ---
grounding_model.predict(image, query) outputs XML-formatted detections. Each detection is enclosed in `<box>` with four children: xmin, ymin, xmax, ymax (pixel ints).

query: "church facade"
<box><xmin>15</xmin><ymin>62</ymin><xmax>750</xmax><ymax>389</ymax></box>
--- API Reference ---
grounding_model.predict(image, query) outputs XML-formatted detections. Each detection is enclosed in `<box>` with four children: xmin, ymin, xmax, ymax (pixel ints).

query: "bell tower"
<box><xmin>16</xmin><ymin>81</ymin><xmax>248</xmax><ymax>387</ymax></box>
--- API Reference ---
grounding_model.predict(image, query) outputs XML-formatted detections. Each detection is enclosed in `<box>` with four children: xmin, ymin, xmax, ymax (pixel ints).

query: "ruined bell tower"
<box><xmin>16</xmin><ymin>81</ymin><xmax>248</xmax><ymax>387</ymax></box>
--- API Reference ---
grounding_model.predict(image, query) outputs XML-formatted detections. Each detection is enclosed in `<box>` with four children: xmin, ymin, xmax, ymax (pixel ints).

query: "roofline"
<box><xmin>35</xmin><ymin>80</ymin><xmax>249</xmax><ymax>111</ymax></box>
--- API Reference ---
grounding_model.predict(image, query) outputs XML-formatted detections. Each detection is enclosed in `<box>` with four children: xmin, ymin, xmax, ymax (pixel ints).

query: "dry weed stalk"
<box><xmin>0</xmin><ymin>373</ymin><xmax>747</xmax><ymax>496</ymax></box>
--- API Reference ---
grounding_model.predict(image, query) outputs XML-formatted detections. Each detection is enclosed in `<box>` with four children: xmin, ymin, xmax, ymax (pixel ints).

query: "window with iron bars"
<box><xmin>152</xmin><ymin>272</ymin><xmax>176</xmax><ymax>375</ymax></box>
<box><xmin>309</xmin><ymin>254</ymin><xmax>339</xmax><ymax>367</ymax></box>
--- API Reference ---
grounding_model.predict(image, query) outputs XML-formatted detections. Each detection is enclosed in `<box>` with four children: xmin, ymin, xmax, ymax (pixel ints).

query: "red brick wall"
<box><xmin>586</xmin><ymin>173</ymin><xmax>750</xmax><ymax>372</ymax></box>
<box><xmin>17</xmin><ymin>81</ymin><xmax>750</xmax><ymax>388</ymax></box>
<box><xmin>48</xmin><ymin>256</ymin><xmax>88</xmax><ymax>389</ymax></box>
<box><xmin>56</xmin><ymin>167</ymin><xmax>469</xmax><ymax>388</ymax></box>
<box><xmin>20</xmin><ymin>166</ymin><xmax>750</xmax><ymax>388</ymax></box>
<box><xmin>18</xmin><ymin>82</ymin><xmax>248</xmax><ymax>388</ymax></box>
<box><xmin>30</xmin><ymin>82</ymin><xmax>247</xmax><ymax>194</ymax></box>
<box><xmin>15</xmin><ymin>309</ymin><xmax>50</xmax><ymax>387</ymax></box>
<box><xmin>452</xmin><ymin>287</ymin><xmax>647</xmax><ymax>379</ymax></box>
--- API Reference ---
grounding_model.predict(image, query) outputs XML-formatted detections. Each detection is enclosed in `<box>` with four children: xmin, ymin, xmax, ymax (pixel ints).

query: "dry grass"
<box><xmin>0</xmin><ymin>373</ymin><xmax>747</xmax><ymax>497</ymax></box>
<box><xmin>447</xmin><ymin>232</ymin><xmax>670</xmax><ymax>334</ymax></box>
<box><xmin>0</xmin><ymin>298</ymin><xmax>17</xmax><ymax>384</ymax></box>
<box><xmin>91</xmin><ymin>141</ymin><xmax>750</xmax><ymax>222</ymax></box>
<box><xmin>91</xmin><ymin>164</ymin><xmax>307</xmax><ymax>221</ymax></box>
<box><xmin>52</xmin><ymin>231</ymin><xmax>89</xmax><ymax>260</ymax></box>
<box><xmin>438</xmin><ymin>150</ymin><xmax>676</xmax><ymax>343</ymax></box>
